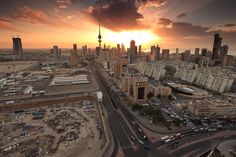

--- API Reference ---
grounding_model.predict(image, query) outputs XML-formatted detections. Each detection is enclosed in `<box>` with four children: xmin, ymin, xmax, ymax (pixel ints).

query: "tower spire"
<box><xmin>98</xmin><ymin>12</ymin><xmax>102</xmax><ymax>50</ymax></box>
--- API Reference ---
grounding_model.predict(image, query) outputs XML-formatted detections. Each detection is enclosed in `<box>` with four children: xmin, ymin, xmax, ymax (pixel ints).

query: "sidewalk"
<box><xmin>97</xmin><ymin>102</ymin><xmax>114</xmax><ymax>157</ymax></box>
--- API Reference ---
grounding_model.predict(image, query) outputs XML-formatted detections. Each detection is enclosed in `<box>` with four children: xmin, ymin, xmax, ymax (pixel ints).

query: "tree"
<box><xmin>131</xmin><ymin>104</ymin><xmax>143</xmax><ymax>111</ymax></box>
<box><xmin>173</xmin><ymin>119</ymin><xmax>182</xmax><ymax>127</ymax></box>
<box><xmin>147</xmin><ymin>92</ymin><xmax>154</xmax><ymax>99</ymax></box>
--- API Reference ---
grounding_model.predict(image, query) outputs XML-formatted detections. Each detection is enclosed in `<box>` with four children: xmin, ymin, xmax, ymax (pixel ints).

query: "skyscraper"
<box><xmin>138</xmin><ymin>45</ymin><xmax>142</xmax><ymax>54</ymax></box>
<box><xmin>73</xmin><ymin>44</ymin><xmax>77</xmax><ymax>51</ymax></box>
<box><xmin>53</xmin><ymin>45</ymin><xmax>60</xmax><ymax>59</ymax></box>
<box><xmin>151</xmin><ymin>46</ymin><xmax>156</xmax><ymax>55</ymax></box>
<box><xmin>195</xmin><ymin>48</ymin><xmax>200</xmax><ymax>56</ymax></box>
<box><xmin>70</xmin><ymin>44</ymin><xmax>78</xmax><ymax>67</ymax></box>
<box><xmin>156</xmin><ymin>45</ymin><xmax>161</xmax><ymax>60</ymax></box>
<box><xmin>150</xmin><ymin>45</ymin><xmax>161</xmax><ymax>61</ymax></box>
<box><xmin>212</xmin><ymin>33</ymin><xmax>222</xmax><ymax>59</ymax></box>
<box><xmin>128</xmin><ymin>40</ymin><xmax>136</xmax><ymax>63</ymax></box>
<box><xmin>117</xmin><ymin>44</ymin><xmax>121</xmax><ymax>58</ymax></box>
<box><xmin>130</xmin><ymin>40</ymin><xmax>136</xmax><ymax>56</ymax></box>
<box><xmin>150</xmin><ymin>46</ymin><xmax>156</xmax><ymax>62</ymax></box>
<box><xmin>117</xmin><ymin>44</ymin><xmax>121</xmax><ymax>53</ymax></box>
<box><xmin>176</xmin><ymin>48</ymin><xmax>179</xmax><ymax>54</ymax></box>
<box><xmin>201</xmin><ymin>48</ymin><xmax>208</xmax><ymax>56</ymax></box>
<box><xmin>12</xmin><ymin>37</ymin><xmax>23</xmax><ymax>56</ymax></box>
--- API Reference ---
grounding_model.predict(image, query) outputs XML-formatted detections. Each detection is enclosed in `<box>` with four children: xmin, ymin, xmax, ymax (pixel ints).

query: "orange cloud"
<box><xmin>11</xmin><ymin>6</ymin><xmax>82</xmax><ymax>30</ymax></box>
<box><xmin>12</xmin><ymin>6</ymin><xmax>56</xmax><ymax>26</ymax></box>
<box><xmin>0</xmin><ymin>17</ymin><xmax>20</xmax><ymax>32</ymax></box>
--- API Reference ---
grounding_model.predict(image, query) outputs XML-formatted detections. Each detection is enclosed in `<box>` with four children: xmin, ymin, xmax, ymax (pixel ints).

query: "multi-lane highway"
<box><xmin>92</xmin><ymin>64</ymin><xmax>136</xmax><ymax>156</ymax></box>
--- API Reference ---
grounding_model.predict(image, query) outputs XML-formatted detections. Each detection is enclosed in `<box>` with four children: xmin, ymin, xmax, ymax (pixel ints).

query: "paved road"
<box><xmin>91</xmin><ymin>65</ymin><xmax>135</xmax><ymax>157</ymax></box>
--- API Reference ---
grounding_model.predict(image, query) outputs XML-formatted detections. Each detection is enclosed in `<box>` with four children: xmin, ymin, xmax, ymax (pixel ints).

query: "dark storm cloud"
<box><xmin>158</xmin><ymin>18</ymin><xmax>172</xmax><ymax>26</ymax></box>
<box><xmin>156</xmin><ymin>18</ymin><xmax>210</xmax><ymax>38</ymax></box>
<box><xmin>88</xmin><ymin>0</ymin><xmax>166</xmax><ymax>31</ymax></box>
<box><xmin>89</xmin><ymin>0</ymin><xmax>144</xmax><ymax>31</ymax></box>
<box><xmin>185</xmin><ymin>0</ymin><xmax>236</xmax><ymax>26</ymax></box>
<box><xmin>177</xmin><ymin>12</ymin><xmax>187</xmax><ymax>19</ymax></box>
<box><xmin>224</xmin><ymin>23</ymin><xmax>236</xmax><ymax>27</ymax></box>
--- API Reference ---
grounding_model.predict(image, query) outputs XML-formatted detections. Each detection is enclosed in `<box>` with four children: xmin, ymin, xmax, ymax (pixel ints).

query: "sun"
<box><xmin>106</xmin><ymin>30</ymin><xmax>161</xmax><ymax>48</ymax></box>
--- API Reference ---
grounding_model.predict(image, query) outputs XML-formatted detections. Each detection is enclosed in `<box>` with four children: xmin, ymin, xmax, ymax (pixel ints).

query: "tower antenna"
<box><xmin>97</xmin><ymin>0</ymin><xmax>102</xmax><ymax>52</ymax></box>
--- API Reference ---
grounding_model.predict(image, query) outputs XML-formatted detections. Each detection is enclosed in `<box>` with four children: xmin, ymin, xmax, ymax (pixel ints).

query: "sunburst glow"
<box><xmin>106</xmin><ymin>30</ymin><xmax>161</xmax><ymax>47</ymax></box>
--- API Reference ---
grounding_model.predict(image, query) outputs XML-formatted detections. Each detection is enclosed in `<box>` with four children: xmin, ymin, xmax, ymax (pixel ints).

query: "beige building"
<box><xmin>113</xmin><ymin>60</ymin><xmax>123</xmax><ymax>78</ymax></box>
<box><xmin>127</xmin><ymin>74</ymin><xmax>148</xmax><ymax>104</ymax></box>
<box><xmin>188</xmin><ymin>100</ymin><xmax>210</xmax><ymax>117</ymax></box>
<box><xmin>188</xmin><ymin>99</ymin><xmax>236</xmax><ymax>118</ymax></box>
<box><xmin>207</xmin><ymin>99</ymin><xmax>236</xmax><ymax>118</ymax></box>
<box><xmin>120</xmin><ymin>76</ymin><xmax>129</xmax><ymax>93</ymax></box>
<box><xmin>70</xmin><ymin>50</ymin><xmax>78</xmax><ymax>67</ymax></box>
<box><xmin>153</xmin><ymin>86</ymin><xmax>172</xmax><ymax>97</ymax></box>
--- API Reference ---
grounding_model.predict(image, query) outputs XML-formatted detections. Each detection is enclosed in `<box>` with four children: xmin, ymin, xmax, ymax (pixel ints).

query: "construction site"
<box><xmin>0</xmin><ymin>99</ymin><xmax>106</xmax><ymax>157</ymax></box>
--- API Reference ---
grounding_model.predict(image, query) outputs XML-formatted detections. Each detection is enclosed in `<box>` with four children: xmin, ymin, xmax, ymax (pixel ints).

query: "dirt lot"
<box><xmin>0</xmin><ymin>100</ymin><xmax>105</xmax><ymax>157</ymax></box>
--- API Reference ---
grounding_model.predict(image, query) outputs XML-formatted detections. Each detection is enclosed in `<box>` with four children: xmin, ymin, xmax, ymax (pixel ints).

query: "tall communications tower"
<box><xmin>98</xmin><ymin>14</ymin><xmax>102</xmax><ymax>50</ymax></box>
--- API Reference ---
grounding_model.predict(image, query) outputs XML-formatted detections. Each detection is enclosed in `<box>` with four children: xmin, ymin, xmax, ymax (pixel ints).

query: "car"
<box><xmin>138</xmin><ymin>139</ymin><xmax>144</xmax><ymax>145</ymax></box>
<box><xmin>164</xmin><ymin>139</ymin><xmax>171</xmax><ymax>144</ymax></box>
<box><xmin>138</xmin><ymin>127</ymin><xmax>143</xmax><ymax>133</ymax></box>
<box><xmin>143</xmin><ymin>144</ymin><xmax>150</xmax><ymax>150</ymax></box>
<box><xmin>129</xmin><ymin>135</ymin><xmax>136</xmax><ymax>142</ymax></box>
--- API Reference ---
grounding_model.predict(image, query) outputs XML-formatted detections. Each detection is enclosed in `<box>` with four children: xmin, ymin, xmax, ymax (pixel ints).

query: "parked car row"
<box><xmin>160</xmin><ymin>127</ymin><xmax>218</xmax><ymax>144</ymax></box>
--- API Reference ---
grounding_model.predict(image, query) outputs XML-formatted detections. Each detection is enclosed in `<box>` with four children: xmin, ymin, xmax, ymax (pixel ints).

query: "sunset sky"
<box><xmin>0</xmin><ymin>0</ymin><xmax>236</xmax><ymax>53</ymax></box>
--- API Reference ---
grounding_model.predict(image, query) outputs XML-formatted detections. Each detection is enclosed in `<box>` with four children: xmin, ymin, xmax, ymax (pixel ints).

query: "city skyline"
<box><xmin>0</xmin><ymin>0</ymin><xmax>236</xmax><ymax>53</ymax></box>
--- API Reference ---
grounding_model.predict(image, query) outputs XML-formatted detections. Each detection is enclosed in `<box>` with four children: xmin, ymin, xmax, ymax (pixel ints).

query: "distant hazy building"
<box><xmin>130</xmin><ymin>40</ymin><xmax>136</xmax><ymax>56</ymax></box>
<box><xmin>194</xmin><ymin>48</ymin><xmax>200</xmax><ymax>56</ymax></box>
<box><xmin>201</xmin><ymin>48</ymin><xmax>208</xmax><ymax>56</ymax></box>
<box><xmin>212</xmin><ymin>33</ymin><xmax>222</xmax><ymax>60</ymax></box>
<box><xmin>113</xmin><ymin>60</ymin><xmax>123</xmax><ymax>78</ymax></box>
<box><xmin>53</xmin><ymin>45</ymin><xmax>60</xmax><ymax>59</ymax></box>
<box><xmin>176</xmin><ymin>48</ymin><xmax>179</xmax><ymax>54</ymax></box>
<box><xmin>138</xmin><ymin>45</ymin><xmax>142</xmax><ymax>54</ymax></box>
<box><xmin>150</xmin><ymin>46</ymin><xmax>156</xmax><ymax>62</ymax></box>
<box><xmin>223</xmin><ymin>55</ymin><xmax>236</xmax><ymax>67</ymax></box>
<box><xmin>162</xmin><ymin>49</ymin><xmax>169</xmax><ymax>60</ymax></box>
<box><xmin>128</xmin><ymin>40</ymin><xmax>137</xmax><ymax>64</ymax></box>
<box><xmin>117</xmin><ymin>44</ymin><xmax>121</xmax><ymax>57</ymax></box>
<box><xmin>73</xmin><ymin>44</ymin><xmax>77</xmax><ymax>51</ymax></box>
<box><xmin>156</xmin><ymin>45</ymin><xmax>161</xmax><ymax>60</ymax></box>
<box><xmin>70</xmin><ymin>44</ymin><xmax>78</xmax><ymax>67</ymax></box>
<box><xmin>58</xmin><ymin>49</ymin><xmax>62</xmax><ymax>59</ymax></box>
<box><xmin>219</xmin><ymin>45</ymin><xmax>228</xmax><ymax>60</ymax></box>
<box><xmin>151</xmin><ymin>45</ymin><xmax>161</xmax><ymax>61</ymax></box>
<box><xmin>13</xmin><ymin>37</ymin><xmax>23</xmax><ymax>56</ymax></box>
<box><xmin>180</xmin><ymin>50</ymin><xmax>191</xmax><ymax>62</ymax></box>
